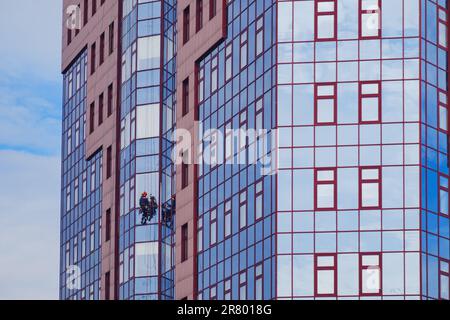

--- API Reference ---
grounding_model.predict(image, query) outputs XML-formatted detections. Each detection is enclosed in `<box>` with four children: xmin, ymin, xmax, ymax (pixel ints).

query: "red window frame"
<box><xmin>239</xmin><ymin>110</ymin><xmax>248</xmax><ymax>152</ymax></box>
<box><xmin>439</xmin><ymin>259</ymin><xmax>450</xmax><ymax>300</ymax></box>
<box><xmin>359</xmin><ymin>167</ymin><xmax>382</xmax><ymax>210</ymax></box>
<box><xmin>359</xmin><ymin>253</ymin><xmax>382</xmax><ymax>296</ymax></box>
<box><xmin>239</xmin><ymin>190</ymin><xmax>247</xmax><ymax>230</ymax></box>
<box><xmin>198</xmin><ymin>65</ymin><xmax>205</xmax><ymax>103</ymax></box>
<box><xmin>314</xmin><ymin>254</ymin><xmax>337</xmax><ymax>297</ymax></box>
<box><xmin>225</xmin><ymin>121</ymin><xmax>233</xmax><ymax>163</ymax></box>
<box><xmin>439</xmin><ymin>174</ymin><xmax>449</xmax><ymax>217</ymax></box>
<box><xmin>210</xmin><ymin>208</ymin><xmax>217</xmax><ymax>245</ymax></box>
<box><xmin>314</xmin><ymin>168</ymin><xmax>337</xmax><ymax>211</ymax></box>
<box><xmin>224</xmin><ymin>278</ymin><xmax>232</xmax><ymax>300</ymax></box>
<box><xmin>315</xmin><ymin>0</ymin><xmax>337</xmax><ymax>41</ymax></box>
<box><xmin>211</xmin><ymin>55</ymin><xmax>218</xmax><ymax>93</ymax></box>
<box><xmin>255</xmin><ymin>179</ymin><xmax>264</xmax><ymax>221</ymax></box>
<box><xmin>255</xmin><ymin>263</ymin><xmax>263</xmax><ymax>300</ymax></box>
<box><xmin>359</xmin><ymin>0</ymin><xmax>381</xmax><ymax>39</ymax></box>
<box><xmin>224</xmin><ymin>199</ymin><xmax>232</xmax><ymax>238</ymax></box>
<box><xmin>196</xmin><ymin>0</ymin><xmax>203</xmax><ymax>32</ymax></box>
<box><xmin>359</xmin><ymin>81</ymin><xmax>381</xmax><ymax>124</ymax></box>
<box><xmin>315</xmin><ymin>83</ymin><xmax>337</xmax><ymax>125</ymax></box>
<box><xmin>183</xmin><ymin>6</ymin><xmax>190</xmax><ymax>44</ymax></box>
<box><xmin>255</xmin><ymin>15</ymin><xmax>264</xmax><ymax>57</ymax></box>
<box><xmin>240</xmin><ymin>29</ymin><xmax>248</xmax><ymax>69</ymax></box>
<box><xmin>225</xmin><ymin>43</ymin><xmax>233</xmax><ymax>81</ymax></box>
<box><xmin>438</xmin><ymin>89</ymin><xmax>448</xmax><ymax>133</ymax></box>
<box><xmin>438</xmin><ymin>5</ymin><xmax>448</xmax><ymax>50</ymax></box>
<box><xmin>197</xmin><ymin>215</ymin><xmax>203</xmax><ymax>252</ymax></box>
<box><xmin>239</xmin><ymin>272</ymin><xmax>247</xmax><ymax>300</ymax></box>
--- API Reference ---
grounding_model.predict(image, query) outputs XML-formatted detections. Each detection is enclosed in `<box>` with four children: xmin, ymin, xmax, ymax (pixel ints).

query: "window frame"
<box><xmin>211</xmin><ymin>55</ymin><xmax>218</xmax><ymax>93</ymax></box>
<box><xmin>359</xmin><ymin>253</ymin><xmax>382</xmax><ymax>296</ymax></box>
<box><xmin>315</xmin><ymin>83</ymin><xmax>337</xmax><ymax>125</ymax></box>
<box><xmin>439</xmin><ymin>258</ymin><xmax>450</xmax><ymax>300</ymax></box>
<box><xmin>438</xmin><ymin>5</ymin><xmax>448</xmax><ymax>50</ymax></box>
<box><xmin>255</xmin><ymin>179</ymin><xmax>264</xmax><ymax>221</ymax></box>
<box><xmin>315</xmin><ymin>0</ymin><xmax>337</xmax><ymax>41</ymax></box>
<box><xmin>210</xmin><ymin>208</ymin><xmax>217</xmax><ymax>246</ymax></box>
<box><xmin>240</xmin><ymin>29</ymin><xmax>248</xmax><ymax>70</ymax></box>
<box><xmin>438</xmin><ymin>89</ymin><xmax>448</xmax><ymax>133</ymax></box>
<box><xmin>255</xmin><ymin>15</ymin><xmax>264</xmax><ymax>57</ymax></box>
<box><xmin>314</xmin><ymin>254</ymin><xmax>337</xmax><ymax>297</ymax></box>
<box><xmin>224</xmin><ymin>199</ymin><xmax>232</xmax><ymax>239</ymax></box>
<box><xmin>359</xmin><ymin>0</ymin><xmax>381</xmax><ymax>39</ymax></box>
<box><xmin>239</xmin><ymin>190</ymin><xmax>247</xmax><ymax>230</ymax></box>
<box><xmin>314</xmin><ymin>168</ymin><xmax>337</xmax><ymax>211</ymax></box>
<box><xmin>225</xmin><ymin>43</ymin><xmax>233</xmax><ymax>82</ymax></box>
<box><xmin>439</xmin><ymin>174</ymin><xmax>449</xmax><ymax>217</ymax></box>
<box><xmin>359</xmin><ymin>81</ymin><xmax>381</xmax><ymax>124</ymax></box>
<box><xmin>359</xmin><ymin>166</ymin><xmax>382</xmax><ymax>210</ymax></box>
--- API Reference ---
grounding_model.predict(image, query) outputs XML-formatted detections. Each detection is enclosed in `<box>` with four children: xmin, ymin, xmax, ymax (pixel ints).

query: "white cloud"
<box><xmin>0</xmin><ymin>150</ymin><xmax>60</xmax><ymax>300</ymax></box>
<box><xmin>0</xmin><ymin>84</ymin><xmax>61</xmax><ymax>155</ymax></box>
<box><xmin>0</xmin><ymin>0</ymin><xmax>62</xmax><ymax>82</ymax></box>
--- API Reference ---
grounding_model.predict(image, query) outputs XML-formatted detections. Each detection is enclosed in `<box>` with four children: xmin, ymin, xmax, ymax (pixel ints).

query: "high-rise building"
<box><xmin>60</xmin><ymin>0</ymin><xmax>450</xmax><ymax>300</ymax></box>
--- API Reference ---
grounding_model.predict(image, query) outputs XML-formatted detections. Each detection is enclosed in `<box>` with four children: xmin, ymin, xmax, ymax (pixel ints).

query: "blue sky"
<box><xmin>0</xmin><ymin>1</ymin><xmax>62</xmax><ymax>299</ymax></box>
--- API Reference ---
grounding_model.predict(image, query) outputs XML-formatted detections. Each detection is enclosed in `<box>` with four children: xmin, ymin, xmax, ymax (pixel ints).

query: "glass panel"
<box><xmin>317</xmin><ymin>270</ymin><xmax>334</xmax><ymax>294</ymax></box>
<box><xmin>318</xmin><ymin>15</ymin><xmax>335</xmax><ymax>39</ymax></box>
<box><xmin>317</xmin><ymin>184</ymin><xmax>335</xmax><ymax>208</ymax></box>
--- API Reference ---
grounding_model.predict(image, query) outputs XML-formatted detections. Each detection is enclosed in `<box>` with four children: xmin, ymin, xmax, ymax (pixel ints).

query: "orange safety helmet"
<box><xmin>142</xmin><ymin>192</ymin><xmax>148</xmax><ymax>197</ymax></box>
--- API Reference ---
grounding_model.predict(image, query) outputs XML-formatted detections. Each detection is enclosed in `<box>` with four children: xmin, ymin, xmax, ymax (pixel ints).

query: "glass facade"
<box><xmin>60</xmin><ymin>50</ymin><xmax>103</xmax><ymax>300</ymax></box>
<box><xmin>118</xmin><ymin>0</ymin><xmax>176</xmax><ymax>300</ymax></box>
<box><xmin>275</xmin><ymin>0</ymin><xmax>446</xmax><ymax>300</ymax></box>
<box><xmin>420</xmin><ymin>0</ymin><xmax>450</xmax><ymax>300</ymax></box>
<box><xmin>60</xmin><ymin>0</ymin><xmax>450</xmax><ymax>301</ymax></box>
<box><xmin>196</xmin><ymin>0</ymin><xmax>278</xmax><ymax>300</ymax></box>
